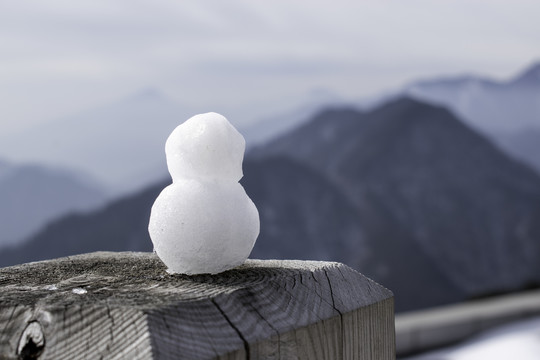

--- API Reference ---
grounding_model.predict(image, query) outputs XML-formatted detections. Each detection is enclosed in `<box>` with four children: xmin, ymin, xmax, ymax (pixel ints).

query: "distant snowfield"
<box><xmin>404</xmin><ymin>316</ymin><xmax>540</xmax><ymax>360</ymax></box>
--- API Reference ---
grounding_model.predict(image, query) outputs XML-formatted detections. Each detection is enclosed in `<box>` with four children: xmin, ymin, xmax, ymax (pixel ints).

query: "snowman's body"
<box><xmin>148</xmin><ymin>113</ymin><xmax>260</xmax><ymax>275</ymax></box>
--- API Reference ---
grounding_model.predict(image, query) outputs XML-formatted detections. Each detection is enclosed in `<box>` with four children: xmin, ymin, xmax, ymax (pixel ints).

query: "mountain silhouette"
<box><xmin>253</xmin><ymin>97</ymin><xmax>540</xmax><ymax>298</ymax></box>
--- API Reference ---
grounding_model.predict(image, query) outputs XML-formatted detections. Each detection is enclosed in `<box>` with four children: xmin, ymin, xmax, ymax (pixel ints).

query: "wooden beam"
<box><xmin>0</xmin><ymin>252</ymin><xmax>394</xmax><ymax>359</ymax></box>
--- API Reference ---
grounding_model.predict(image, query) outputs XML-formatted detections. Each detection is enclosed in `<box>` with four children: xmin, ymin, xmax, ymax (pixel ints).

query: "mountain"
<box><xmin>404</xmin><ymin>61</ymin><xmax>540</xmax><ymax>133</ymax></box>
<box><xmin>0</xmin><ymin>159</ymin><xmax>12</xmax><ymax>179</ymax></box>
<box><xmin>0</xmin><ymin>89</ymin><xmax>191</xmax><ymax>194</ymax></box>
<box><xmin>491</xmin><ymin>126</ymin><xmax>540</xmax><ymax>175</ymax></box>
<box><xmin>509</xmin><ymin>62</ymin><xmax>540</xmax><ymax>87</ymax></box>
<box><xmin>0</xmin><ymin>159</ymin><xmax>107</xmax><ymax>247</ymax></box>
<box><xmin>253</xmin><ymin>97</ymin><xmax>540</xmax><ymax>298</ymax></box>
<box><xmin>241</xmin><ymin>88</ymin><xmax>354</xmax><ymax>148</ymax></box>
<box><xmin>245</xmin><ymin>156</ymin><xmax>365</xmax><ymax>261</ymax></box>
<box><xmin>394</xmin><ymin>61</ymin><xmax>540</xmax><ymax>176</ymax></box>
<box><xmin>0</xmin><ymin>180</ymin><xmax>164</xmax><ymax>266</ymax></box>
<box><xmin>243</xmin><ymin>156</ymin><xmax>463</xmax><ymax>311</ymax></box>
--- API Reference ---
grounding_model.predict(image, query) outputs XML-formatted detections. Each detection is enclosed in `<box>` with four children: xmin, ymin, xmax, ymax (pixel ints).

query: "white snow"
<box><xmin>405</xmin><ymin>316</ymin><xmax>540</xmax><ymax>360</ymax></box>
<box><xmin>148</xmin><ymin>112</ymin><xmax>260</xmax><ymax>275</ymax></box>
<box><xmin>165</xmin><ymin>112</ymin><xmax>245</xmax><ymax>182</ymax></box>
<box><xmin>72</xmin><ymin>288</ymin><xmax>87</xmax><ymax>295</ymax></box>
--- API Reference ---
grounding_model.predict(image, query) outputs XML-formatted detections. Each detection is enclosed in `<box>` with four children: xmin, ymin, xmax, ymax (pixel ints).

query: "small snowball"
<box><xmin>72</xmin><ymin>288</ymin><xmax>87</xmax><ymax>295</ymax></box>
<box><xmin>148</xmin><ymin>112</ymin><xmax>260</xmax><ymax>275</ymax></box>
<box><xmin>165</xmin><ymin>112</ymin><xmax>245</xmax><ymax>182</ymax></box>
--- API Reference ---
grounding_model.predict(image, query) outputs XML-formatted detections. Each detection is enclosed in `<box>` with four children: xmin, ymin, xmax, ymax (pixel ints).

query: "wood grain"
<box><xmin>0</xmin><ymin>252</ymin><xmax>394</xmax><ymax>359</ymax></box>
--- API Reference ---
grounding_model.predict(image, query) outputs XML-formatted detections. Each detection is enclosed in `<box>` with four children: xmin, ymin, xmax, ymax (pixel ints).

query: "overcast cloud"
<box><xmin>1</xmin><ymin>0</ymin><xmax>539</xmax><ymax>133</ymax></box>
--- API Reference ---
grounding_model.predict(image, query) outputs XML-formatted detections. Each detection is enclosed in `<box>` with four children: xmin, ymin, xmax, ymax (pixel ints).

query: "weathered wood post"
<box><xmin>0</xmin><ymin>252</ymin><xmax>395</xmax><ymax>359</ymax></box>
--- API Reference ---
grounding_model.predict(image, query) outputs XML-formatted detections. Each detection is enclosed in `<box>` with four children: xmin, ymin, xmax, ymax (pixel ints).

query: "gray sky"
<box><xmin>1</xmin><ymin>0</ymin><xmax>539</xmax><ymax>134</ymax></box>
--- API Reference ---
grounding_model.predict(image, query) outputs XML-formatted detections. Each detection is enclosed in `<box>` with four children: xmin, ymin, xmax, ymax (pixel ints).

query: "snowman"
<box><xmin>148</xmin><ymin>112</ymin><xmax>260</xmax><ymax>274</ymax></box>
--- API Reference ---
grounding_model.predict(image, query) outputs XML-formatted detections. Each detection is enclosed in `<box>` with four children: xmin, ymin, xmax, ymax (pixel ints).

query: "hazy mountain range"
<box><xmin>0</xmin><ymin>158</ymin><xmax>107</xmax><ymax>247</ymax></box>
<box><xmin>0</xmin><ymin>89</ymin><xmax>186</xmax><ymax>194</ymax></box>
<box><xmin>405</xmin><ymin>61</ymin><xmax>540</xmax><ymax>132</ymax></box>
<box><xmin>241</xmin><ymin>88</ymin><xmax>353</xmax><ymax>147</ymax></box>
<box><xmin>0</xmin><ymin>62</ymin><xmax>537</xmax><ymax>201</ymax></box>
<box><xmin>404</xmin><ymin>61</ymin><xmax>540</xmax><ymax>175</ymax></box>
<box><xmin>491</xmin><ymin>127</ymin><xmax>540</xmax><ymax>176</ymax></box>
<box><xmin>0</xmin><ymin>88</ymin><xmax>348</xmax><ymax>194</ymax></box>
<box><xmin>2</xmin><ymin>97</ymin><xmax>539</xmax><ymax>313</ymax></box>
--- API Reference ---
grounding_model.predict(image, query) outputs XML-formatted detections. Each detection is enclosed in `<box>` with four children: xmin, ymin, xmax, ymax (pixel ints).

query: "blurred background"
<box><xmin>1</xmin><ymin>1</ymin><xmax>540</xmax><ymax>358</ymax></box>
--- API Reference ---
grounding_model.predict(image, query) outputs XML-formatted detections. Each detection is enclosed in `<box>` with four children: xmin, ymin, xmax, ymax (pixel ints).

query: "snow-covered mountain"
<box><xmin>0</xmin><ymin>158</ymin><xmax>107</xmax><ymax>247</ymax></box>
<box><xmin>491</xmin><ymin>127</ymin><xmax>540</xmax><ymax>175</ymax></box>
<box><xmin>405</xmin><ymin>62</ymin><xmax>540</xmax><ymax>133</ymax></box>
<box><xmin>398</xmin><ymin>61</ymin><xmax>540</xmax><ymax>175</ymax></box>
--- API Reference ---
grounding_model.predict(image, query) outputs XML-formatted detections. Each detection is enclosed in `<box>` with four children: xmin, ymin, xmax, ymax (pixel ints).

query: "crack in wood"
<box><xmin>324</xmin><ymin>269</ymin><xmax>345</xmax><ymax>359</ymax></box>
<box><xmin>323</xmin><ymin>270</ymin><xmax>342</xmax><ymax>316</ymax></box>
<box><xmin>211</xmin><ymin>298</ymin><xmax>250</xmax><ymax>360</ymax></box>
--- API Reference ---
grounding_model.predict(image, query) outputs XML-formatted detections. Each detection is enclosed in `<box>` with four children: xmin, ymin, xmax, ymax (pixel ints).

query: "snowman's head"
<box><xmin>165</xmin><ymin>112</ymin><xmax>245</xmax><ymax>182</ymax></box>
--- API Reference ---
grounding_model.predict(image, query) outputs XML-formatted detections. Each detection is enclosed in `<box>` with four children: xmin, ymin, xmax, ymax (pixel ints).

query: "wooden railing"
<box><xmin>396</xmin><ymin>288</ymin><xmax>540</xmax><ymax>356</ymax></box>
<box><xmin>0</xmin><ymin>252</ymin><xmax>395</xmax><ymax>360</ymax></box>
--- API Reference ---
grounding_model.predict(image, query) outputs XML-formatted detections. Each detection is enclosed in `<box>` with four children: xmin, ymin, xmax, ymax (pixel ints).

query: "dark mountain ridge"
<box><xmin>254</xmin><ymin>97</ymin><xmax>540</xmax><ymax>295</ymax></box>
